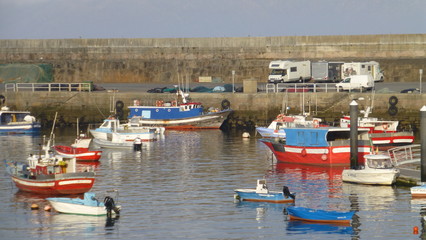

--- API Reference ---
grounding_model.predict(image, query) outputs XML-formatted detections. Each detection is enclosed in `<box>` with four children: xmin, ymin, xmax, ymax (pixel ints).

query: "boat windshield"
<box><xmin>367</xmin><ymin>158</ymin><xmax>394</xmax><ymax>169</ymax></box>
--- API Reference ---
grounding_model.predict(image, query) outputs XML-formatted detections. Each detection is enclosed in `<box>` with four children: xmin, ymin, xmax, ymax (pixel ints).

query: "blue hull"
<box><xmin>287</xmin><ymin>206</ymin><xmax>355</xmax><ymax>224</ymax></box>
<box><xmin>234</xmin><ymin>190</ymin><xmax>294</xmax><ymax>203</ymax></box>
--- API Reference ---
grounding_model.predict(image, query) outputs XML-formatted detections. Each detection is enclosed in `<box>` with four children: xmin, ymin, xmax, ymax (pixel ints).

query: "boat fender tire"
<box><xmin>389</xmin><ymin>96</ymin><xmax>398</xmax><ymax>106</ymax></box>
<box><xmin>0</xmin><ymin>95</ymin><xmax>5</xmax><ymax>105</ymax></box>
<box><xmin>388</xmin><ymin>106</ymin><xmax>398</xmax><ymax>116</ymax></box>
<box><xmin>221</xmin><ymin>99</ymin><xmax>231</xmax><ymax>110</ymax></box>
<box><xmin>116</xmin><ymin>100</ymin><xmax>124</xmax><ymax>110</ymax></box>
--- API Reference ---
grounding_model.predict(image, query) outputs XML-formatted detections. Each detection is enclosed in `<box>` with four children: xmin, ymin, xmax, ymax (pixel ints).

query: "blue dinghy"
<box><xmin>234</xmin><ymin>179</ymin><xmax>295</xmax><ymax>204</ymax></box>
<box><xmin>286</xmin><ymin>206</ymin><xmax>355</xmax><ymax>224</ymax></box>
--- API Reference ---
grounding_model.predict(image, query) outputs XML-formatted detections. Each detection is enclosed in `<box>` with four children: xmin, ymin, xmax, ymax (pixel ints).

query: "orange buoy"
<box><xmin>413</xmin><ymin>226</ymin><xmax>419</xmax><ymax>234</ymax></box>
<box><xmin>31</xmin><ymin>203</ymin><xmax>39</xmax><ymax>210</ymax></box>
<box><xmin>44</xmin><ymin>205</ymin><xmax>52</xmax><ymax>211</ymax></box>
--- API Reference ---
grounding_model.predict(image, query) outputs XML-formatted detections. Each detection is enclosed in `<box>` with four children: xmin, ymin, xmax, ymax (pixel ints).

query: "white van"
<box><xmin>335</xmin><ymin>75</ymin><xmax>374</xmax><ymax>91</ymax></box>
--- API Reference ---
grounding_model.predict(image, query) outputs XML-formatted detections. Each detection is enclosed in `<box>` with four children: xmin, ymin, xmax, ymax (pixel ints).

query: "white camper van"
<box><xmin>341</xmin><ymin>61</ymin><xmax>384</xmax><ymax>82</ymax></box>
<box><xmin>268</xmin><ymin>60</ymin><xmax>311</xmax><ymax>83</ymax></box>
<box><xmin>335</xmin><ymin>75</ymin><xmax>374</xmax><ymax>91</ymax></box>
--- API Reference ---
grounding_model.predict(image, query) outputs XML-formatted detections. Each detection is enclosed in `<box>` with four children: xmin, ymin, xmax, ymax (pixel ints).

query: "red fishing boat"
<box><xmin>261</xmin><ymin>127</ymin><xmax>371</xmax><ymax>166</ymax></box>
<box><xmin>53</xmin><ymin>134</ymin><xmax>102</xmax><ymax>161</ymax></box>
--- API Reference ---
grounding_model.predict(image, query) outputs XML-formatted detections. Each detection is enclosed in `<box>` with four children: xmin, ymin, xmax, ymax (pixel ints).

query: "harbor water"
<box><xmin>1</xmin><ymin>128</ymin><xmax>425</xmax><ymax>239</ymax></box>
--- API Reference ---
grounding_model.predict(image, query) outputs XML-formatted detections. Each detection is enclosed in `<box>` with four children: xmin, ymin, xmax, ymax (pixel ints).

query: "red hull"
<box><xmin>11</xmin><ymin>175</ymin><xmax>95</xmax><ymax>195</ymax></box>
<box><xmin>262</xmin><ymin>141</ymin><xmax>370</xmax><ymax>166</ymax></box>
<box><xmin>54</xmin><ymin>145</ymin><xmax>102</xmax><ymax>161</ymax></box>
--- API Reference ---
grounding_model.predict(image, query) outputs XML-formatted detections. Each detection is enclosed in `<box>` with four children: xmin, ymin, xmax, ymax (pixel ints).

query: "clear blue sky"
<box><xmin>0</xmin><ymin>0</ymin><xmax>425</xmax><ymax>39</ymax></box>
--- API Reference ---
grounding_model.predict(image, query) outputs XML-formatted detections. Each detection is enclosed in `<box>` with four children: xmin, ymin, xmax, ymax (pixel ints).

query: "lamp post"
<box><xmin>420</xmin><ymin>69</ymin><xmax>423</xmax><ymax>94</ymax></box>
<box><xmin>232</xmin><ymin>70</ymin><xmax>235</xmax><ymax>93</ymax></box>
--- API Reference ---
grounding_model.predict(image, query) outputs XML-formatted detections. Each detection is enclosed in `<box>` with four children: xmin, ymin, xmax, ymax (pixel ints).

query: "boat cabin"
<box><xmin>365</xmin><ymin>154</ymin><xmax>395</xmax><ymax>169</ymax></box>
<box><xmin>255</xmin><ymin>179</ymin><xmax>269</xmax><ymax>194</ymax></box>
<box><xmin>284</xmin><ymin>127</ymin><xmax>370</xmax><ymax>147</ymax></box>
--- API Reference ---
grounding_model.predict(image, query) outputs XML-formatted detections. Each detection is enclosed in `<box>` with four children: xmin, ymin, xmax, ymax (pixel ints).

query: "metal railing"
<box><xmin>264</xmin><ymin>83</ymin><xmax>371</xmax><ymax>93</ymax></box>
<box><xmin>4</xmin><ymin>83</ymin><xmax>93</xmax><ymax>92</ymax></box>
<box><xmin>387</xmin><ymin>144</ymin><xmax>421</xmax><ymax>166</ymax></box>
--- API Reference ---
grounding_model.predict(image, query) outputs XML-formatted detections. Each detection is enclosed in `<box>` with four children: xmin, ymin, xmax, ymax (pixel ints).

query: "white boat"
<box><xmin>0</xmin><ymin>106</ymin><xmax>41</xmax><ymax>134</ymax></box>
<box><xmin>411</xmin><ymin>185</ymin><xmax>426</xmax><ymax>198</ymax></box>
<box><xmin>47</xmin><ymin>191</ymin><xmax>121</xmax><ymax>216</ymax></box>
<box><xmin>234</xmin><ymin>179</ymin><xmax>295</xmax><ymax>203</ymax></box>
<box><xmin>342</xmin><ymin>154</ymin><xmax>400</xmax><ymax>185</ymax></box>
<box><xmin>256</xmin><ymin>114</ymin><xmax>323</xmax><ymax>139</ymax></box>
<box><xmin>90</xmin><ymin>117</ymin><xmax>163</xmax><ymax>142</ymax></box>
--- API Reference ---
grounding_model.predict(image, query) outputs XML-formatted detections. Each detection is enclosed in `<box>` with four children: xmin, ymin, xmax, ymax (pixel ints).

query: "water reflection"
<box><xmin>286</xmin><ymin>220</ymin><xmax>354</xmax><ymax>235</ymax></box>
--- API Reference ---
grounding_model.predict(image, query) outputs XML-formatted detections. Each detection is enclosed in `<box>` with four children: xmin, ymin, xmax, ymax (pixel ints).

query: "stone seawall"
<box><xmin>0</xmin><ymin>34</ymin><xmax>425</xmax><ymax>84</ymax></box>
<box><xmin>1</xmin><ymin>91</ymin><xmax>424</xmax><ymax>130</ymax></box>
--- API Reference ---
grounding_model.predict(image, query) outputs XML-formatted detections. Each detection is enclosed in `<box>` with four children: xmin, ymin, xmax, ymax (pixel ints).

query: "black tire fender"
<box><xmin>116</xmin><ymin>100</ymin><xmax>124</xmax><ymax>110</ymax></box>
<box><xmin>221</xmin><ymin>99</ymin><xmax>231</xmax><ymax>110</ymax></box>
<box><xmin>389</xmin><ymin>96</ymin><xmax>398</xmax><ymax>106</ymax></box>
<box><xmin>388</xmin><ymin>106</ymin><xmax>398</xmax><ymax>116</ymax></box>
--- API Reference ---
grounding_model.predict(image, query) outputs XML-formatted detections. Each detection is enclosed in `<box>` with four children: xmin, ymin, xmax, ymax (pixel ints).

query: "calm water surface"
<box><xmin>1</xmin><ymin>128</ymin><xmax>425</xmax><ymax>239</ymax></box>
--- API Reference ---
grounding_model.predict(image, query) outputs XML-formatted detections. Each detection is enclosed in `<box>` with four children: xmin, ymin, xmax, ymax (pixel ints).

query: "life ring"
<box><xmin>313</xmin><ymin>119</ymin><xmax>319</xmax><ymax>128</ymax></box>
<box><xmin>156</xmin><ymin>109</ymin><xmax>159</xmax><ymax>112</ymax></box>
<box><xmin>321</xmin><ymin>154</ymin><xmax>328</xmax><ymax>161</ymax></box>
<box><xmin>382</xmin><ymin>123</ymin><xmax>389</xmax><ymax>130</ymax></box>
<box><xmin>301</xmin><ymin>148</ymin><xmax>307</xmax><ymax>157</ymax></box>
<box><xmin>389</xmin><ymin>96</ymin><xmax>398</xmax><ymax>106</ymax></box>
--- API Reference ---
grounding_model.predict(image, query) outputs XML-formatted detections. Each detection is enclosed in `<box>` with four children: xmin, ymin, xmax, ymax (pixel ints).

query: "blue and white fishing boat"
<box><xmin>127</xmin><ymin>91</ymin><xmax>233</xmax><ymax>129</ymax></box>
<box><xmin>234</xmin><ymin>179</ymin><xmax>295</xmax><ymax>203</ymax></box>
<box><xmin>286</xmin><ymin>206</ymin><xmax>355</xmax><ymax>224</ymax></box>
<box><xmin>256</xmin><ymin>113</ymin><xmax>323</xmax><ymax>139</ymax></box>
<box><xmin>0</xmin><ymin>106</ymin><xmax>41</xmax><ymax>134</ymax></box>
<box><xmin>47</xmin><ymin>191</ymin><xmax>121</xmax><ymax>216</ymax></box>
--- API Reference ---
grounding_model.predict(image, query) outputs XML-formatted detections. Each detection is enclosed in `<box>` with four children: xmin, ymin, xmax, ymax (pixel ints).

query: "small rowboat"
<box><xmin>234</xmin><ymin>179</ymin><xmax>295</xmax><ymax>204</ymax></box>
<box><xmin>286</xmin><ymin>206</ymin><xmax>355</xmax><ymax>224</ymax></box>
<box><xmin>47</xmin><ymin>191</ymin><xmax>121</xmax><ymax>216</ymax></box>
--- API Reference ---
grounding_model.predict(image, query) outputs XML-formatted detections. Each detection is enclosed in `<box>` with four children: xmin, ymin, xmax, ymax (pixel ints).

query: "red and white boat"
<box><xmin>340</xmin><ymin>108</ymin><xmax>414</xmax><ymax>150</ymax></box>
<box><xmin>261</xmin><ymin>127</ymin><xmax>371</xmax><ymax>166</ymax></box>
<box><xmin>53</xmin><ymin>134</ymin><xmax>102</xmax><ymax>161</ymax></box>
<box><xmin>5</xmin><ymin>143</ymin><xmax>95</xmax><ymax>195</ymax></box>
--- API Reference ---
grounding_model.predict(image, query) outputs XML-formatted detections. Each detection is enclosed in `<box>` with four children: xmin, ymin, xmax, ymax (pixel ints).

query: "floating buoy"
<box><xmin>44</xmin><ymin>205</ymin><xmax>52</xmax><ymax>211</ymax></box>
<box><xmin>242</xmin><ymin>132</ymin><xmax>250</xmax><ymax>138</ymax></box>
<box><xmin>413</xmin><ymin>226</ymin><xmax>419</xmax><ymax>234</ymax></box>
<box><xmin>31</xmin><ymin>203</ymin><xmax>39</xmax><ymax>210</ymax></box>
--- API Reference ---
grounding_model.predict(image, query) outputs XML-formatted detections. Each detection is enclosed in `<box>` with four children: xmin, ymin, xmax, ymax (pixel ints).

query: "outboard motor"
<box><xmin>283</xmin><ymin>186</ymin><xmax>296</xmax><ymax>200</ymax></box>
<box><xmin>104</xmin><ymin>196</ymin><xmax>120</xmax><ymax>218</ymax></box>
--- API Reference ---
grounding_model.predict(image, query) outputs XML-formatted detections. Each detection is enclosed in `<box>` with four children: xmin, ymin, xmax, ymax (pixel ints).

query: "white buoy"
<box><xmin>242</xmin><ymin>132</ymin><xmax>250</xmax><ymax>138</ymax></box>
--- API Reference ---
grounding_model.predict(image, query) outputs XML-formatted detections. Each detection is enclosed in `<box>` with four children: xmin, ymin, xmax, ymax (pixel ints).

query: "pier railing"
<box><xmin>388</xmin><ymin>144</ymin><xmax>421</xmax><ymax>166</ymax></box>
<box><xmin>4</xmin><ymin>83</ymin><xmax>93</xmax><ymax>92</ymax></box>
<box><xmin>265</xmin><ymin>83</ymin><xmax>372</xmax><ymax>93</ymax></box>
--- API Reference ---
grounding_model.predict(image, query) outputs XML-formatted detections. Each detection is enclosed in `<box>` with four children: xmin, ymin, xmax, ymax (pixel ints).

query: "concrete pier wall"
<box><xmin>0</xmin><ymin>34</ymin><xmax>425</xmax><ymax>84</ymax></box>
<box><xmin>1</xmin><ymin>91</ymin><xmax>424</xmax><ymax>130</ymax></box>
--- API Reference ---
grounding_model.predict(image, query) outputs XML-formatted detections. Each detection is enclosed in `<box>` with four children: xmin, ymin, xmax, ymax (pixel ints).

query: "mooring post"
<box><xmin>350</xmin><ymin>100</ymin><xmax>358</xmax><ymax>169</ymax></box>
<box><xmin>420</xmin><ymin>106</ymin><xmax>426</xmax><ymax>182</ymax></box>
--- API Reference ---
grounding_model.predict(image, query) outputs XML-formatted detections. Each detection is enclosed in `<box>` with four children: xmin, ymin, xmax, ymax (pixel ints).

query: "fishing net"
<box><xmin>0</xmin><ymin>63</ymin><xmax>53</xmax><ymax>83</ymax></box>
